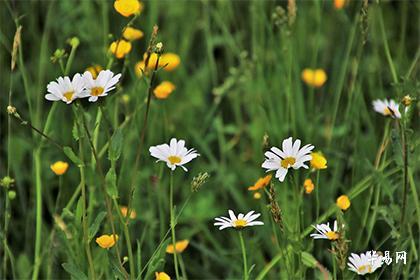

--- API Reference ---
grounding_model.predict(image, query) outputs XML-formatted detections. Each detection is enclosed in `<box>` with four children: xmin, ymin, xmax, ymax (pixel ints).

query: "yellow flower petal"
<box><xmin>304</xmin><ymin>178</ymin><xmax>315</xmax><ymax>194</ymax></box>
<box><xmin>110</xmin><ymin>40</ymin><xmax>132</xmax><ymax>59</ymax></box>
<box><xmin>166</xmin><ymin>240</ymin><xmax>189</xmax><ymax>254</ymax></box>
<box><xmin>301</xmin><ymin>68</ymin><xmax>327</xmax><ymax>88</ymax></box>
<box><xmin>50</xmin><ymin>161</ymin><xmax>69</xmax><ymax>175</ymax></box>
<box><xmin>336</xmin><ymin>195</ymin><xmax>351</xmax><ymax>210</ymax></box>
<box><xmin>248</xmin><ymin>174</ymin><xmax>272</xmax><ymax>191</ymax></box>
<box><xmin>334</xmin><ymin>0</ymin><xmax>346</xmax><ymax>9</ymax></box>
<box><xmin>114</xmin><ymin>0</ymin><xmax>143</xmax><ymax>17</ymax></box>
<box><xmin>123</xmin><ymin>27</ymin><xmax>144</xmax><ymax>41</ymax></box>
<box><xmin>85</xmin><ymin>65</ymin><xmax>103</xmax><ymax>79</ymax></box>
<box><xmin>155</xmin><ymin>272</ymin><xmax>171</xmax><ymax>280</ymax></box>
<box><xmin>154</xmin><ymin>81</ymin><xmax>176</xmax><ymax>99</ymax></box>
<box><xmin>95</xmin><ymin>234</ymin><xmax>119</xmax><ymax>249</ymax></box>
<box><xmin>159</xmin><ymin>53</ymin><xmax>181</xmax><ymax>71</ymax></box>
<box><xmin>120</xmin><ymin>206</ymin><xmax>137</xmax><ymax>219</ymax></box>
<box><xmin>310</xmin><ymin>152</ymin><xmax>327</xmax><ymax>170</ymax></box>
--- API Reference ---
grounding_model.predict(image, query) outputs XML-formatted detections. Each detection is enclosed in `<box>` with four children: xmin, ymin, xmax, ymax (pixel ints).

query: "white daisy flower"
<box><xmin>214</xmin><ymin>210</ymin><xmax>264</xmax><ymax>230</ymax></box>
<box><xmin>262</xmin><ymin>137</ymin><xmax>314</xmax><ymax>182</ymax></box>
<box><xmin>80</xmin><ymin>70</ymin><xmax>121</xmax><ymax>102</ymax></box>
<box><xmin>149</xmin><ymin>138</ymin><xmax>199</xmax><ymax>171</ymax></box>
<box><xmin>44</xmin><ymin>74</ymin><xmax>84</xmax><ymax>104</ymax></box>
<box><xmin>348</xmin><ymin>251</ymin><xmax>384</xmax><ymax>275</ymax></box>
<box><xmin>310</xmin><ymin>220</ymin><xmax>340</xmax><ymax>241</ymax></box>
<box><xmin>372</xmin><ymin>98</ymin><xmax>401</xmax><ymax>119</ymax></box>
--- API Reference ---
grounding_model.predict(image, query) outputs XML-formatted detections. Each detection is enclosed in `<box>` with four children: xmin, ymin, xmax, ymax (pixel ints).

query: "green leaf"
<box><xmin>301</xmin><ymin>251</ymin><xmax>317</xmax><ymax>268</ymax></box>
<box><xmin>63</xmin><ymin>146</ymin><xmax>83</xmax><ymax>165</ymax></box>
<box><xmin>144</xmin><ymin>238</ymin><xmax>170</xmax><ymax>280</ymax></box>
<box><xmin>62</xmin><ymin>262</ymin><xmax>88</xmax><ymax>280</ymax></box>
<box><xmin>88</xmin><ymin>211</ymin><xmax>107</xmax><ymax>242</ymax></box>
<box><xmin>105</xmin><ymin>167</ymin><xmax>118</xmax><ymax>198</ymax></box>
<box><xmin>108</xmin><ymin>128</ymin><xmax>123</xmax><ymax>162</ymax></box>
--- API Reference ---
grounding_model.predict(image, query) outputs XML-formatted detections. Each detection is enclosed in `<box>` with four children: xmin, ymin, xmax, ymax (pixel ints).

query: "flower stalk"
<box><xmin>238</xmin><ymin>231</ymin><xmax>249</xmax><ymax>280</ymax></box>
<box><xmin>169</xmin><ymin>171</ymin><xmax>180</xmax><ymax>280</ymax></box>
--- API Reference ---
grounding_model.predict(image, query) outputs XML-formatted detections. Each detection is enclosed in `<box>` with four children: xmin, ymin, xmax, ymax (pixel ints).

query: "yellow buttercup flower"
<box><xmin>310</xmin><ymin>152</ymin><xmax>327</xmax><ymax>170</ymax></box>
<box><xmin>334</xmin><ymin>0</ymin><xmax>346</xmax><ymax>9</ymax></box>
<box><xmin>336</xmin><ymin>195</ymin><xmax>351</xmax><ymax>211</ymax></box>
<box><xmin>303</xmin><ymin>178</ymin><xmax>315</xmax><ymax>194</ymax></box>
<box><xmin>166</xmin><ymin>239</ymin><xmax>189</xmax><ymax>254</ymax></box>
<box><xmin>114</xmin><ymin>0</ymin><xmax>143</xmax><ymax>17</ymax></box>
<box><xmin>95</xmin><ymin>234</ymin><xmax>119</xmax><ymax>249</ymax></box>
<box><xmin>144</xmin><ymin>52</ymin><xmax>181</xmax><ymax>71</ymax></box>
<box><xmin>109</xmin><ymin>40</ymin><xmax>132</xmax><ymax>59</ymax></box>
<box><xmin>159</xmin><ymin>53</ymin><xmax>181</xmax><ymax>71</ymax></box>
<box><xmin>135</xmin><ymin>61</ymin><xmax>146</xmax><ymax>77</ymax></box>
<box><xmin>50</xmin><ymin>161</ymin><xmax>69</xmax><ymax>175</ymax></box>
<box><xmin>123</xmin><ymin>27</ymin><xmax>144</xmax><ymax>41</ymax></box>
<box><xmin>248</xmin><ymin>174</ymin><xmax>272</xmax><ymax>191</ymax></box>
<box><xmin>154</xmin><ymin>81</ymin><xmax>176</xmax><ymax>99</ymax></box>
<box><xmin>86</xmin><ymin>65</ymin><xmax>103</xmax><ymax>79</ymax></box>
<box><xmin>301</xmin><ymin>68</ymin><xmax>327</xmax><ymax>88</ymax></box>
<box><xmin>120</xmin><ymin>206</ymin><xmax>137</xmax><ymax>219</ymax></box>
<box><xmin>253</xmin><ymin>192</ymin><xmax>262</xmax><ymax>199</ymax></box>
<box><xmin>155</xmin><ymin>272</ymin><xmax>170</xmax><ymax>280</ymax></box>
<box><xmin>135</xmin><ymin>52</ymin><xmax>181</xmax><ymax>77</ymax></box>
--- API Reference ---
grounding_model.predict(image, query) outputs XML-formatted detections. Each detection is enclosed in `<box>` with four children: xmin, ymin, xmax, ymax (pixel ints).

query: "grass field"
<box><xmin>0</xmin><ymin>0</ymin><xmax>419</xmax><ymax>279</ymax></box>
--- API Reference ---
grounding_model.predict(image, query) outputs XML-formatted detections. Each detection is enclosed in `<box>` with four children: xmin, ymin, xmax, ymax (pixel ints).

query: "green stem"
<box><xmin>3</xmin><ymin>191</ymin><xmax>11</xmax><ymax>278</ymax></box>
<box><xmin>315</xmin><ymin>170</ymin><xmax>320</xmax><ymax>219</ymax></box>
<box><xmin>238</xmin><ymin>231</ymin><xmax>249</xmax><ymax>280</ymax></box>
<box><xmin>255</xmin><ymin>252</ymin><xmax>281</xmax><ymax>280</ymax></box>
<box><xmin>399</xmin><ymin>121</ymin><xmax>408</xmax><ymax>228</ymax></box>
<box><xmin>378</xmin><ymin>7</ymin><xmax>398</xmax><ymax>84</ymax></box>
<box><xmin>112</xmin><ymin>199</ymin><xmax>135</xmax><ymax>280</ymax></box>
<box><xmin>76</xmin><ymin>119</ymin><xmax>96</xmax><ymax>280</ymax></box>
<box><xmin>32</xmin><ymin>149</ymin><xmax>42</xmax><ymax>280</ymax></box>
<box><xmin>169</xmin><ymin>171</ymin><xmax>180</xmax><ymax>280</ymax></box>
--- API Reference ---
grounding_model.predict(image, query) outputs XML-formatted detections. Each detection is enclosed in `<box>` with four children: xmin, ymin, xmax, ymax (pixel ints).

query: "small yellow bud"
<box><xmin>336</xmin><ymin>195</ymin><xmax>351</xmax><ymax>211</ymax></box>
<box><xmin>253</xmin><ymin>192</ymin><xmax>262</xmax><ymax>199</ymax></box>
<box><xmin>50</xmin><ymin>161</ymin><xmax>69</xmax><ymax>176</ymax></box>
<box><xmin>402</xmin><ymin>95</ymin><xmax>412</xmax><ymax>106</ymax></box>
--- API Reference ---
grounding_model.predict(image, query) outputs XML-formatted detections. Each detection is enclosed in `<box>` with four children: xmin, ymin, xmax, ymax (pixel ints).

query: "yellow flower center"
<box><xmin>234</xmin><ymin>219</ymin><xmax>247</xmax><ymax>228</ymax></box>
<box><xmin>281</xmin><ymin>157</ymin><xmax>296</xmax><ymax>168</ymax></box>
<box><xmin>168</xmin><ymin>156</ymin><xmax>181</xmax><ymax>165</ymax></box>
<box><xmin>91</xmin><ymin>87</ymin><xmax>104</xmax><ymax>96</ymax></box>
<box><xmin>358</xmin><ymin>265</ymin><xmax>372</xmax><ymax>273</ymax></box>
<box><xmin>326</xmin><ymin>231</ymin><xmax>339</xmax><ymax>240</ymax></box>
<box><xmin>63</xmin><ymin>91</ymin><xmax>74</xmax><ymax>101</ymax></box>
<box><xmin>383</xmin><ymin>107</ymin><xmax>393</xmax><ymax>116</ymax></box>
